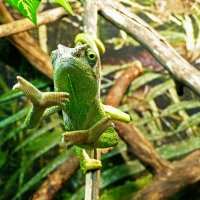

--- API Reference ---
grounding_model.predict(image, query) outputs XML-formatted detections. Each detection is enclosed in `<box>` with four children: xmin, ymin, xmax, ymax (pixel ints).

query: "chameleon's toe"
<box><xmin>62</xmin><ymin>130</ymin><xmax>88</xmax><ymax>146</ymax></box>
<box><xmin>83</xmin><ymin>159</ymin><xmax>102</xmax><ymax>174</ymax></box>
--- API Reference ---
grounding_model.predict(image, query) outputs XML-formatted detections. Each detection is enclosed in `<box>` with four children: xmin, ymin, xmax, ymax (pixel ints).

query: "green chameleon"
<box><xmin>13</xmin><ymin>34</ymin><xmax>130</xmax><ymax>173</ymax></box>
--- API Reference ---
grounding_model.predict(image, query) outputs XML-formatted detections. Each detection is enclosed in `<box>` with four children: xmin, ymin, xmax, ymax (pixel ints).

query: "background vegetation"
<box><xmin>1</xmin><ymin>0</ymin><xmax>200</xmax><ymax>199</ymax></box>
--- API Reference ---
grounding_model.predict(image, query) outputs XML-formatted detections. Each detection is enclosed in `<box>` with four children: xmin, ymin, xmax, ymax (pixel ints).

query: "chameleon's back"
<box><xmin>52</xmin><ymin>44</ymin><xmax>119</xmax><ymax>149</ymax></box>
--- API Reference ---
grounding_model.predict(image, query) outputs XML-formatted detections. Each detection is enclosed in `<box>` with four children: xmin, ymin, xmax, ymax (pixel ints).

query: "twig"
<box><xmin>0</xmin><ymin>7</ymin><xmax>67</xmax><ymax>38</ymax></box>
<box><xmin>38</xmin><ymin>0</ymin><xmax>49</xmax><ymax>53</ymax></box>
<box><xmin>83</xmin><ymin>0</ymin><xmax>100</xmax><ymax>199</ymax></box>
<box><xmin>98</xmin><ymin>0</ymin><xmax>200</xmax><ymax>97</ymax></box>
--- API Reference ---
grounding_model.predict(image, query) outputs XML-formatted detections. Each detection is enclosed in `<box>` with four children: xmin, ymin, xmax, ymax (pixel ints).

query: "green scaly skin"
<box><xmin>13</xmin><ymin>33</ymin><xmax>130</xmax><ymax>173</ymax></box>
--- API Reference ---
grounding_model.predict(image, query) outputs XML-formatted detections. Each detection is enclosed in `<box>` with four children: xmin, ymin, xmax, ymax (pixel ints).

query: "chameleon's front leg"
<box><xmin>62</xmin><ymin>117</ymin><xmax>112</xmax><ymax>146</ymax></box>
<box><xmin>76</xmin><ymin>147</ymin><xmax>102</xmax><ymax>174</ymax></box>
<box><xmin>13</xmin><ymin>76</ymin><xmax>69</xmax><ymax>128</ymax></box>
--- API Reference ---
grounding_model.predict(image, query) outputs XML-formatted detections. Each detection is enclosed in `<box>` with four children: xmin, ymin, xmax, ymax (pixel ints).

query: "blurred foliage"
<box><xmin>107</xmin><ymin>0</ymin><xmax>200</xmax><ymax>64</ymax></box>
<box><xmin>1</xmin><ymin>0</ymin><xmax>200</xmax><ymax>200</ymax></box>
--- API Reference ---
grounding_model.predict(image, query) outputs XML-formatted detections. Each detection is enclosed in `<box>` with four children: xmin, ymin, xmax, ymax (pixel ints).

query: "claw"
<box><xmin>12</xmin><ymin>83</ymin><xmax>21</xmax><ymax>90</ymax></box>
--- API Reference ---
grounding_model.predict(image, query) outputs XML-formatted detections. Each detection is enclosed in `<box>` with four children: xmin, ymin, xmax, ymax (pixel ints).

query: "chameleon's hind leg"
<box><xmin>76</xmin><ymin>147</ymin><xmax>102</xmax><ymax>174</ymax></box>
<box><xmin>13</xmin><ymin>76</ymin><xmax>69</xmax><ymax>128</ymax></box>
<box><xmin>62</xmin><ymin>117</ymin><xmax>112</xmax><ymax>146</ymax></box>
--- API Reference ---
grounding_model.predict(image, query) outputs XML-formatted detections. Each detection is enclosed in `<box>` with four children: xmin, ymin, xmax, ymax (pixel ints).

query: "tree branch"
<box><xmin>83</xmin><ymin>0</ymin><xmax>101</xmax><ymax>199</ymax></box>
<box><xmin>99</xmin><ymin>0</ymin><xmax>200</xmax><ymax>97</ymax></box>
<box><xmin>0</xmin><ymin>7</ymin><xmax>67</xmax><ymax>38</ymax></box>
<box><xmin>31</xmin><ymin>156</ymin><xmax>79</xmax><ymax>200</ymax></box>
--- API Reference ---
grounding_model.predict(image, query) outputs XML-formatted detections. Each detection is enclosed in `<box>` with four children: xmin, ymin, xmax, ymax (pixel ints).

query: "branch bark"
<box><xmin>99</xmin><ymin>0</ymin><xmax>200</xmax><ymax>97</ymax></box>
<box><xmin>31</xmin><ymin>156</ymin><xmax>79</xmax><ymax>200</ymax></box>
<box><xmin>0</xmin><ymin>7</ymin><xmax>67</xmax><ymax>38</ymax></box>
<box><xmin>83</xmin><ymin>0</ymin><xmax>101</xmax><ymax>200</ymax></box>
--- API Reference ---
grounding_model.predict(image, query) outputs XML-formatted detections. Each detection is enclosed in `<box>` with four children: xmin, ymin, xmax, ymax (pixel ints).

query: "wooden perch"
<box><xmin>31</xmin><ymin>156</ymin><xmax>79</xmax><ymax>200</ymax></box>
<box><xmin>0</xmin><ymin>7</ymin><xmax>67</xmax><ymax>38</ymax></box>
<box><xmin>105</xmin><ymin>59</ymin><xmax>200</xmax><ymax>200</ymax></box>
<box><xmin>83</xmin><ymin>0</ymin><xmax>101</xmax><ymax>200</ymax></box>
<box><xmin>0</xmin><ymin>2</ymin><xmax>53</xmax><ymax>78</ymax></box>
<box><xmin>99</xmin><ymin>0</ymin><xmax>200</xmax><ymax>97</ymax></box>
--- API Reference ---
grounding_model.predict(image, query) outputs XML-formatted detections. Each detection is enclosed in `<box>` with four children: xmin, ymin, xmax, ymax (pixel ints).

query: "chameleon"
<box><xmin>13</xmin><ymin>34</ymin><xmax>130</xmax><ymax>174</ymax></box>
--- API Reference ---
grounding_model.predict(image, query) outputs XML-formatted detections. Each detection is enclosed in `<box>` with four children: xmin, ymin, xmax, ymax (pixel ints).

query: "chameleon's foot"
<box><xmin>76</xmin><ymin>148</ymin><xmax>102</xmax><ymax>174</ymax></box>
<box><xmin>13</xmin><ymin>76</ymin><xmax>69</xmax><ymax>129</ymax></box>
<box><xmin>13</xmin><ymin>76</ymin><xmax>69</xmax><ymax>108</ymax></box>
<box><xmin>83</xmin><ymin>159</ymin><xmax>102</xmax><ymax>174</ymax></box>
<box><xmin>62</xmin><ymin>116</ymin><xmax>113</xmax><ymax>146</ymax></box>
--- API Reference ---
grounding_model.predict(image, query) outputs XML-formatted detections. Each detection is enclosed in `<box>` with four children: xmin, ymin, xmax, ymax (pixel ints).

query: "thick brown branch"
<box><xmin>114</xmin><ymin>121</ymin><xmax>173</xmax><ymax>175</ymax></box>
<box><xmin>0</xmin><ymin>7</ymin><xmax>67</xmax><ymax>38</ymax></box>
<box><xmin>31</xmin><ymin>156</ymin><xmax>79</xmax><ymax>200</ymax></box>
<box><xmin>105</xmin><ymin>61</ymin><xmax>143</xmax><ymax>107</ymax></box>
<box><xmin>133</xmin><ymin>151</ymin><xmax>200</xmax><ymax>200</ymax></box>
<box><xmin>99</xmin><ymin>0</ymin><xmax>200</xmax><ymax>97</ymax></box>
<box><xmin>0</xmin><ymin>2</ymin><xmax>53</xmax><ymax>78</ymax></box>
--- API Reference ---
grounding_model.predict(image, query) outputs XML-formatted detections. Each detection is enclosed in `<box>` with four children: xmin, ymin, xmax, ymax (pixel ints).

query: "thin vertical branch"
<box><xmin>82</xmin><ymin>0</ymin><xmax>101</xmax><ymax>200</ymax></box>
<box><xmin>38</xmin><ymin>0</ymin><xmax>48</xmax><ymax>53</ymax></box>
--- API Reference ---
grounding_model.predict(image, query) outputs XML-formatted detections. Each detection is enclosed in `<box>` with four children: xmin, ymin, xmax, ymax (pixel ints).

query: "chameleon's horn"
<box><xmin>74</xmin><ymin>33</ymin><xmax>106</xmax><ymax>55</ymax></box>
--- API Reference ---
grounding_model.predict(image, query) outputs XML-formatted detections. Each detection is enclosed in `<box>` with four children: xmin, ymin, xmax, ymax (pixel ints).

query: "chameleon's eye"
<box><xmin>86</xmin><ymin>49</ymin><xmax>97</xmax><ymax>67</ymax></box>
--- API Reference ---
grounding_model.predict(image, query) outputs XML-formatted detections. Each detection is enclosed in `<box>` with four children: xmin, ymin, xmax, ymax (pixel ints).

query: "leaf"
<box><xmin>100</xmin><ymin>175</ymin><xmax>152</xmax><ymax>200</ymax></box>
<box><xmin>100</xmin><ymin>160</ymin><xmax>145</xmax><ymax>188</ymax></box>
<box><xmin>157</xmin><ymin>136</ymin><xmax>200</xmax><ymax>160</ymax></box>
<box><xmin>0</xmin><ymin>151</ymin><xmax>7</xmax><ymax>168</ymax></box>
<box><xmin>6</xmin><ymin>0</ymin><xmax>41</xmax><ymax>25</ymax></box>
<box><xmin>0</xmin><ymin>107</ymin><xmax>29</xmax><ymax>129</ymax></box>
<box><xmin>182</xmin><ymin>15</ymin><xmax>195</xmax><ymax>52</ymax></box>
<box><xmin>176</xmin><ymin>112</ymin><xmax>200</xmax><ymax>133</ymax></box>
<box><xmin>161</xmin><ymin>101</ymin><xmax>200</xmax><ymax>117</ymax></box>
<box><xmin>146</xmin><ymin>79</ymin><xmax>175</xmax><ymax>101</ymax></box>
<box><xmin>14</xmin><ymin>149</ymin><xmax>74</xmax><ymax>199</ymax></box>
<box><xmin>24</xmin><ymin>131</ymin><xmax>61</xmax><ymax>155</ymax></box>
<box><xmin>13</xmin><ymin>119</ymin><xmax>62</xmax><ymax>153</ymax></box>
<box><xmin>55</xmin><ymin>0</ymin><xmax>73</xmax><ymax>15</ymax></box>
<box><xmin>0</xmin><ymin>124</ymin><xmax>25</xmax><ymax>146</ymax></box>
<box><xmin>129</xmin><ymin>72</ymin><xmax>164</xmax><ymax>92</ymax></box>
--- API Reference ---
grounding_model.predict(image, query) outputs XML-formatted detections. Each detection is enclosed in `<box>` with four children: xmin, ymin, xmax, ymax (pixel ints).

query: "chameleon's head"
<box><xmin>51</xmin><ymin>43</ymin><xmax>98</xmax><ymax>73</ymax></box>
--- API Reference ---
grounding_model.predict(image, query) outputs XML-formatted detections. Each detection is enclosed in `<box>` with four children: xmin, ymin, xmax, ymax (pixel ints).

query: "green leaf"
<box><xmin>14</xmin><ymin>149</ymin><xmax>74</xmax><ymax>199</ymax></box>
<box><xmin>100</xmin><ymin>160</ymin><xmax>145</xmax><ymax>188</ymax></box>
<box><xmin>0</xmin><ymin>151</ymin><xmax>7</xmax><ymax>168</ymax></box>
<box><xmin>100</xmin><ymin>175</ymin><xmax>152</xmax><ymax>200</ymax></box>
<box><xmin>13</xmin><ymin>119</ymin><xmax>62</xmax><ymax>153</ymax></box>
<box><xmin>0</xmin><ymin>107</ymin><xmax>29</xmax><ymax>129</ymax></box>
<box><xmin>157</xmin><ymin>136</ymin><xmax>200</xmax><ymax>160</ymax></box>
<box><xmin>24</xmin><ymin>131</ymin><xmax>61</xmax><ymax>154</ymax></box>
<box><xmin>176</xmin><ymin>112</ymin><xmax>200</xmax><ymax>133</ymax></box>
<box><xmin>146</xmin><ymin>79</ymin><xmax>175</xmax><ymax>101</ymax></box>
<box><xmin>0</xmin><ymin>124</ymin><xmax>25</xmax><ymax>146</ymax></box>
<box><xmin>6</xmin><ymin>0</ymin><xmax>40</xmax><ymax>25</ymax></box>
<box><xmin>55</xmin><ymin>0</ymin><xmax>73</xmax><ymax>15</ymax></box>
<box><xmin>161</xmin><ymin>101</ymin><xmax>200</xmax><ymax>117</ymax></box>
<box><xmin>129</xmin><ymin>72</ymin><xmax>164</xmax><ymax>92</ymax></box>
